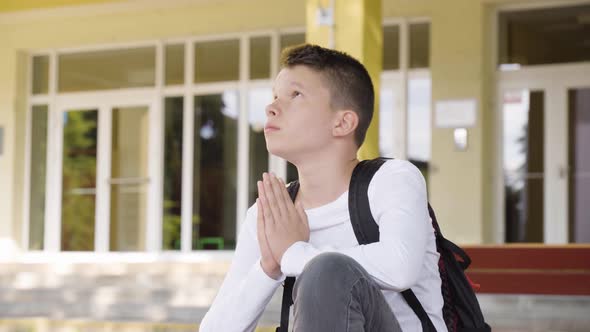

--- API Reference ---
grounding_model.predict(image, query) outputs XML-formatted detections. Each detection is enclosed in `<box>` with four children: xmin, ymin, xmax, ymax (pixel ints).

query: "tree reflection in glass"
<box><xmin>503</xmin><ymin>90</ymin><xmax>544</xmax><ymax>243</ymax></box>
<box><xmin>61</xmin><ymin>110</ymin><xmax>97</xmax><ymax>251</ymax></box>
<box><xmin>193</xmin><ymin>92</ymin><xmax>238</xmax><ymax>250</ymax></box>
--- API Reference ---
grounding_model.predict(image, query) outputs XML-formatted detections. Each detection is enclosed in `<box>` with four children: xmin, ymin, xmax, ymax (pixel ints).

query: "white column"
<box><xmin>181</xmin><ymin>41</ymin><xmax>195</xmax><ymax>252</ymax></box>
<box><xmin>236</xmin><ymin>36</ymin><xmax>250</xmax><ymax>236</ymax></box>
<box><xmin>45</xmin><ymin>51</ymin><xmax>61</xmax><ymax>252</ymax></box>
<box><xmin>95</xmin><ymin>104</ymin><xmax>112</xmax><ymax>252</ymax></box>
<box><xmin>146</xmin><ymin>42</ymin><xmax>165</xmax><ymax>252</ymax></box>
<box><xmin>544</xmin><ymin>87</ymin><xmax>568</xmax><ymax>243</ymax></box>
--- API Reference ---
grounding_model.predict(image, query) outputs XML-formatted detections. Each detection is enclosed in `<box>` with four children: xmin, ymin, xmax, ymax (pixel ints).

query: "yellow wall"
<box><xmin>383</xmin><ymin>0</ymin><xmax>492</xmax><ymax>244</ymax></box>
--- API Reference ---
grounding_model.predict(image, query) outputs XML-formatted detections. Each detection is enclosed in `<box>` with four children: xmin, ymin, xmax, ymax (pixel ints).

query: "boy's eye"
<box><xmin>291</xmin><ymin>91</ymin><xmax>301</xmax><ymax>98</ymax></box>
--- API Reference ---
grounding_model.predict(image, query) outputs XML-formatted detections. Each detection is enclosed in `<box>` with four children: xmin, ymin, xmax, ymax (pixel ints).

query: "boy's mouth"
<box><xmin>264</xmin><ymin>124</ymin><xmax>280</xmax><ymax>133</ymax></box>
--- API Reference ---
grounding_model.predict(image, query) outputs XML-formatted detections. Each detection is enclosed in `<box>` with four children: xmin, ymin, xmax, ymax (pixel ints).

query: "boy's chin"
<box><xmin>266</xmin><ymin>143</ymin><xmax>295</xmax><ymax>161</ymax></box>
<box><xmin>266</xmin><ymin>145</ymin><xmax>287</xmax><ymax>159</ymax></box>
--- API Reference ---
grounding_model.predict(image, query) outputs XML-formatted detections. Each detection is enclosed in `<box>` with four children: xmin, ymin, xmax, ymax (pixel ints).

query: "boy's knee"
<box><xmin>293</xmin><ymin>253</ymin><xmax>368</xmax><ymax>308</ymax></box>
<box><xmin>296</xmin><ymin>253</ymin><xmax>361</xmax><ymax>289</ymax></box>
<box><xmin>304</xmin><ymin>252</ymin><xmax>357</xmax><ymax>275</ymax></box>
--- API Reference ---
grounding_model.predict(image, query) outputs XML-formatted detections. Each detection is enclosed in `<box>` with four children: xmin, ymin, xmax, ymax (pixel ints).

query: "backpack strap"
<box><xmin>401</xmin><ymin>290</ymin><xmax>437</xmax><ymax>332</ymax></box>
<box><xmin>349</xmin><ymin>158</ymin><xmax>385</xmax><ymax>243</ymax></box>
<box><xmin>276</xmin><ymin>180</ymin><xmax>300</xmax><ymax>332</ymax></box>
<box><xmin>277</xmin><ymin>277</ymin><xmax>295</xmax><ymax>332</ymax></box>
<box><xmin>349</xmin><ymin>158</ymin><xmax>437</xmax><ymax>332</ymax></box>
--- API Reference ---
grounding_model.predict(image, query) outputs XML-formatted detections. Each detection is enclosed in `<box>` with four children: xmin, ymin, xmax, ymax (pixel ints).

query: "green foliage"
<box><xmin>61</xmin><ymin>111</ymin><xmax>97</xmax><ymax>251</ymax></box>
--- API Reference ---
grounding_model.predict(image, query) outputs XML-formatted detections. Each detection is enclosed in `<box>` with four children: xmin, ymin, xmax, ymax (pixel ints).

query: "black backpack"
<box><xmin>276</xmin><ymin>158</ymin><xmax>491</xmax><ymax>332</ymax></box>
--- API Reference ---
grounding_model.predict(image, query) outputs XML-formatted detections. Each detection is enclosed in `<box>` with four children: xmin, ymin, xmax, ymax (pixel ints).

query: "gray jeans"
<box><xmin>292</xmin><ymin>252</ymin><xmax>402</xmax><ymax>332</ymax></box>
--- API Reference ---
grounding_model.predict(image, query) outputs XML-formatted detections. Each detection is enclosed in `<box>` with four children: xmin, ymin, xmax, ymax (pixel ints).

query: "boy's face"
<box><xmin>265</xmin><ymin>65</ymin><xmax>336</xmax><ymax>161</ymax></box>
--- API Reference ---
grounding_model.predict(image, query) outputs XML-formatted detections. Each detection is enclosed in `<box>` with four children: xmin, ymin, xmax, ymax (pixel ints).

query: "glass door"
<box><xmin>51</xmin><ymin>97</ymin><xmax>155</xmax><ymax>252</ymax></box>
<box><xmin>60</xmin><ymin>108</ymin><xmax>99</xmax><ymax>251</ymax></box>
<box><xmin>108</xmin><ymin>105</ymin><xmax>150</xmax><ymax>251</ymax></box>
<box><xmin>501</xmin><ymin>90</ymin><xmax>545</xmax><ymax>243</ymax></box>
<box><xmin>568</xmin><ymin>87</ymin><xmax>590</xmax><ymax>243</ymax></box>
<box><xmin>498</xmin><ymin>67</ymin><xmax>590</xmax><ymax>244</ymax></box>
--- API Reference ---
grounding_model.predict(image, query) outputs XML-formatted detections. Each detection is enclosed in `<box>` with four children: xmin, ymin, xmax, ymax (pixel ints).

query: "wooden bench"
<box><xmin>463</xmin><ymin>245</ymin><xmax>590</xmax><ymax>296</ymax></box>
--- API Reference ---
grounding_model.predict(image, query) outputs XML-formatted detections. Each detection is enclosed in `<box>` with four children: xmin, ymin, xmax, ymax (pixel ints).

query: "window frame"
<box><xmin>23</xmin><ymin>28</ymin><xmax>305</xmax><ymax>259</ymax></box>
<box><xmin>381</xmin><ymin>18</ymin><xmax>432</xmax><ymax>161</ymax></box>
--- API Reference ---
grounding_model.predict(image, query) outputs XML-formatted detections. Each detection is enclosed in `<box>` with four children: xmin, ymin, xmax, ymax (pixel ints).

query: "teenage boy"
<box><xmin>200</xmin><ymin>44</ymin><xmax>446</xmax><ymax>332</ymax></box>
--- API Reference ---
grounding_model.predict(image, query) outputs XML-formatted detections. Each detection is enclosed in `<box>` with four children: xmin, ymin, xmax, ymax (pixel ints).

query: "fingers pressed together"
<box><xmin>256</xmin><ymin>172</ymin><xmax>310</xmax><ymax>264</ymax></box>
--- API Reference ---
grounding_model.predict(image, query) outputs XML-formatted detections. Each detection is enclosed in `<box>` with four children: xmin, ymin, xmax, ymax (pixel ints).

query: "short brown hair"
<box><xmin>281</xmin><ymin>44</ymin><xmax>374</xmax><ymax>147</ymax></box>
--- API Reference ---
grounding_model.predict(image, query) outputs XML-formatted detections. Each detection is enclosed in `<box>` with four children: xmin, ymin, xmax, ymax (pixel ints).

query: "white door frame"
<box><xmin>495</xmin><ymin>62</ymin><xmax>590</xmax><ymax>244</ymax></box>
<box><xmin>46</xmin><ymin>90</ymin><xmax>161</xmax><ymax>252</ymax></box>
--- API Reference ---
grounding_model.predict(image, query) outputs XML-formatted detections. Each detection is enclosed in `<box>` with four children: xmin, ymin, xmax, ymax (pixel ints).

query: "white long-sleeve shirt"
<box><xmin>199</xmin><ymin>159</ymin><xmax>447</xmax><ymax>332</ymax></box>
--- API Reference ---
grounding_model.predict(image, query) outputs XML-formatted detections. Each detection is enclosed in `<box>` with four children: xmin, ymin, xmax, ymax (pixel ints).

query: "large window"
<box><xmin>380</xmin><ymin>21</ymin><xmax>431</xmax><ymax>179</ymax></box>
<box><xmin>499</xmin><ymin>4</ymin><xmax>590</xmax><ymax>67</ymax></box>
<box><xmin>58</xmin><ymin>47</ymin><xmax>156</xmax><ymax>92</ymax></box>
<box><xmin>27</xmin><ymin>31</ymin><xmax>304</xmax><ymax>252</ymax></box>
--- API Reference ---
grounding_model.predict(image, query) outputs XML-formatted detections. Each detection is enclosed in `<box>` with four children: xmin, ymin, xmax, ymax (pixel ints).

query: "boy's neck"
<box><xmin>294</xmin><ymin>154</ymin><xmax>359</xmax><ymax>209</ymax></box>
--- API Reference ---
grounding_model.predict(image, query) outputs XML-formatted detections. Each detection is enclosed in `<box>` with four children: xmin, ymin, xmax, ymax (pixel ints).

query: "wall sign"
<box><xmin>435</xmin><ymin>99</ymin><xmax>477</xmax><ymax>128</ymax></box>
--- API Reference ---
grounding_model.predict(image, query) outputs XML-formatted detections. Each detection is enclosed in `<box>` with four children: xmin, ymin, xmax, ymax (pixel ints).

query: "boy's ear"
<box><xmin>332</xmin><ymin>110</ymin><xmax>359</xmax><ymax>138</ymax></box>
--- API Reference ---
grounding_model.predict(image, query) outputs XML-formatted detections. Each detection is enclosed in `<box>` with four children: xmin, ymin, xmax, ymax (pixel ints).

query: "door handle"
<box><xmin>108</xmin><ymin>177</ymin><xmax>150</xmax><ymax>185</ymax></box>
<box><xmin>558</xmin><ymin>165</ymin><xmax>570</xmax><ymax>179</ymax></box>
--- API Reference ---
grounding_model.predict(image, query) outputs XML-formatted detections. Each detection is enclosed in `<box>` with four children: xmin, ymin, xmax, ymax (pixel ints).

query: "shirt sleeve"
<box><xmin>199</xmin><ymin>204</ymin><xmax>285</xmax><ymax>332</ymax></box>
<box><xmin>280</xmin><ymin>160</ymin><xmax>429</xmax><ymax>292</ymax></box>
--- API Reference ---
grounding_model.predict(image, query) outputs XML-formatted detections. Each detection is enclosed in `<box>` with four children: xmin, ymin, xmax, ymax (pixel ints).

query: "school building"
<box><xmin>0</xmin><ymin>0</ymin><xmax>588</xmax><ymax>331</ymax></box>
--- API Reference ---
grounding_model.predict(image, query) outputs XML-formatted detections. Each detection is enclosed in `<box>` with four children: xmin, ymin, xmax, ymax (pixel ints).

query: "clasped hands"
<box><xmin>256</xmin><ymin>172</ymin><xmax>310</xmax><ymax>280</ymax></box>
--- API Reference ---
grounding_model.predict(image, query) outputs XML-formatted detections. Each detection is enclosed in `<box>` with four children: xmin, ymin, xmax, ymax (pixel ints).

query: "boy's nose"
<box><xmin>265</xmin><ymin>102</ymin><xmax>279</xmax><ymax>117</ymax></box>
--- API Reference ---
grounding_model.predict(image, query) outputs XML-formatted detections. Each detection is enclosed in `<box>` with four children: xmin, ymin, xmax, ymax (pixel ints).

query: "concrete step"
<box><xmin>2</xmin><ymin>262</ymin><xmax>589</xmax><ymax>331</ymax></box>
